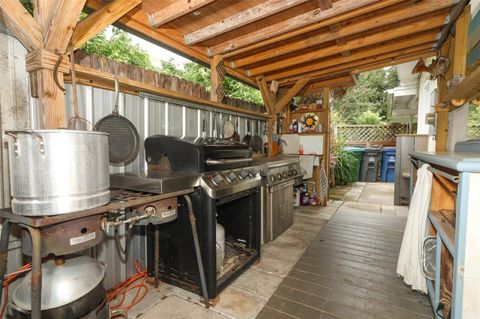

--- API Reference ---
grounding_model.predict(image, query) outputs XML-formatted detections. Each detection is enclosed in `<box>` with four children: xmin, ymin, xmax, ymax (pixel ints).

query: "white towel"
<box><xmin>396</xmin><ymin>163</ymin><xmax>432</xmax><ymax>293</ymax></box>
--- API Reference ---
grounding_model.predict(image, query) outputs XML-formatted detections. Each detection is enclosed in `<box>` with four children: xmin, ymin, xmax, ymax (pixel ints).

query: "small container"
<box><xmin>299</xmin><ymin>144</ymin><xmax>304</xmax><ymax>155</ymax></box>
<box><xmin>293</xmin><ymin>188</ymin><xmax>301</xmax><ymax>207</ymax></box>
<box><xmin>292</xmin><ymin>119</ymin><xmax>298</xmax><ymax>133</ymax></box>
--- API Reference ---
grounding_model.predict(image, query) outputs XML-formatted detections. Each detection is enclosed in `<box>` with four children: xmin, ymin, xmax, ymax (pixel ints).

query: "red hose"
<box><xmin>0</xmin><ymin>262</ymin><xmax>32</xmax><ymax>317</ymax></box>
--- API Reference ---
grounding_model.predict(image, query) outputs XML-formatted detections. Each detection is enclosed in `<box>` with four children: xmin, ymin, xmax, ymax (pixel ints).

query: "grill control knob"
<box><xmin>238</xmin><ymin>170</ymin><xmax>249</xmax><ymax>180</ymax></box>
<box><xmin>288</xmin><ymin>171</ymin><xmax>294</xmax><ymax>177</ymax></box>
<box><xmin>276</xmin><ymin>173</ymin><xmax>283</xmax><ymax>181</ymax></box>
<box><xmin>270</xmin><ymin>175</ymin><xmax>276</xmax><ymax>183</ymax></box>
<box><xmin>226</xmin><ymin>172</ymin><xmax>237</xmax><ymax>182</ymax></box>
<box><xmin>248</xmin><ymin>169</ymin><xmax>257</xmax><ymax>177</ymax></box>
<box><xmin>283</xmin><ymin>172</ymin><xmax>288</xmax><ymax>179</ymax></box>
<box><xmin>212</xmin><ymin>174</ymin><xmax>223</xmax><ymax>185</ymax></box>
<box><xmin>293</xmin><ymin>169</ymin><xmax>298</xmax><ymax>175</ymax></box>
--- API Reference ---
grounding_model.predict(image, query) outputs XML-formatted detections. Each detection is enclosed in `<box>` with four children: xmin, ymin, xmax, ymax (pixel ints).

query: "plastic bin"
<box><xmin>343</xmin><ymin>147</ymin><xmax>364</xmax><ymax>182</ymax></box>
<box><xmin>360</xmin><ymin>147</ymin><xmax>381</xmax><ymax>182</ymax></box>
<box><xmin>381</xmin><ymin>147</ymin><xmax>396</xmax><ymax>182</ymax></box>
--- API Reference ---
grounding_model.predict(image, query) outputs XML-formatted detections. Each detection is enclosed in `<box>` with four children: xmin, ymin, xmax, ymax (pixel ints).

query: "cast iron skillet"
<box><xmin>94</xmin><ymin>77</ymin><xmax>140</xmax><ymax>166</ymax></box>
<box><xmin>242</xmin><ymin>119</ymin><xmax>252</xmax><ymax>146</ymax></box>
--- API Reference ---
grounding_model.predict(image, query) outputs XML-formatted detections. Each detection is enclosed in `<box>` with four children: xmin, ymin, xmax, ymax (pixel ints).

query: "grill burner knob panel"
<box><xmin>293</xmin><ymin>169</ymin><xmax>298</xmax><ymax>175</ymax></box>
<box><xmin>249</xmin><ymin>169</ymin><xmax>257</xmax><ymax>177</ymax></box>
<box><xmin>238</xmin><ymin>170</ymin><xmax>249</xmax><ymax>180</ymax></box>
<box><xmin>276</xmin><ymin>173</ymin><xmax>283</xmax><ymax>181</ymax></box>
<box><xmin>212</xmin><ymin>174</ymin><xmax>224</xmax><ymax>185</ymax></box>
<box><xmin>226</xmin><ymin>172</ymin><xmax>237</xmax><ymax>182</ymax></box>
<box><xmin>283</xmin><ymin>172</ymin><xmax>288</xmax><ymax>178</ymax></box>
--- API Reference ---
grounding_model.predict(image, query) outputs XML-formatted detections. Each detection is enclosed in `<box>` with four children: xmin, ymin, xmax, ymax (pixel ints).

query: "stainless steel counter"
<box><xmin>110</xmin><ymin>171</ymin><xmax>201</xmax><ymax>194</ymax></box>
<box><xmin>410</xmin><ymin>151</ymin><xmax>480</xmax><ymax>173</ymax></box>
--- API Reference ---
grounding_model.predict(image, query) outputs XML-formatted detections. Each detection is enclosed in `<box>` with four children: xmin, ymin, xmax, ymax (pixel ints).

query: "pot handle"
<box><xmin>111</xmin><ymin>309</ymin><xmax>128</xmax><ymax>318</ymax></box>
<box><xmin>5</xmin><ymin>131</ymin><xmax>45</xmax><ymax>155</ymax></box>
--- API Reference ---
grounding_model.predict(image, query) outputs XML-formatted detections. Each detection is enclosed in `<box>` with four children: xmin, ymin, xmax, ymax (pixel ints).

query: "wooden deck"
<box><xmin>256</xmin><ymin>208</ymin><xmax>434</xmax><ymax>319</ymax></box>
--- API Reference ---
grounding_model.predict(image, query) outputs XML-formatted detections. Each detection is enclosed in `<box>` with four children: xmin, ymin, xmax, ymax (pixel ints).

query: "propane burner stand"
<box><xmin>0</xmin><ymin>188</ymin><xmax>193</xmax><ymax>319</ymax></box>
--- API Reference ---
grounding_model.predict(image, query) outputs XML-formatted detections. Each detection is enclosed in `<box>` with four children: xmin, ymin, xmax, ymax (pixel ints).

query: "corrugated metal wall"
<box><xmin>29</xmin><ymin>84</ymin><xmax>267</xmax><ymax>289</ymax></box>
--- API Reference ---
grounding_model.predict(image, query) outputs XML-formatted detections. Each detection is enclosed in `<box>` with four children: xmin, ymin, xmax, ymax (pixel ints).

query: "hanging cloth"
<box><xmin>396</xmin><ymin>163</ymin><xmax>432</xmax><ymax>293</ymax></box>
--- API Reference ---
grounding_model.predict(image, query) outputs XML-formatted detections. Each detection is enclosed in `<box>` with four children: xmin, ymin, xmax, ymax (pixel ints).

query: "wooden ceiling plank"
<box><xmin>352</xmin><ymin>50</ymin><xmax>436</xmax><ymax>73</ymax></box>
<box><xmin>436</xmin><ymin>0</ymin><xmax>468</xmax><ymax>50</ymax></box>
<box><xmin>209</xmin><ymin>0</ymin><xmax>401</xmax><ymax>57</ymax></box>
<box><xmin>246</xmin><ymin>20</ymin><xmax>443</xmax><ymax>76</ymax></box>
<box><xmin>280</xmin><ymin>46</ymin><xmax>435</xmax><ymax>85</ymax></box>
<box><xmin>33</xmin><ymin>0</ymin><xmax>56</xmax><ymax>27</ymax></box>
<box><xmin>231</xmin><ymin>0</ymin><xmax>454</xmax><ymax>68</ymax></box>
<box><xmin>186</xmin><ymin>0</ymin><xmax>311</xmax><ymax>46</ymax></box>
<box><xmin>265</xmin><ymin>36</ymin><xmax>437</xmax><ymax>81</ymax></box>
<box><xmin>0</xmin><ymin>0</ymin><xmax>42</xmax><ymax>51</ymax></box>
<box><xmin>148</xmin><ymin>0</ymin><xmax>216</xmax><ymax>28</ymax></box>
<box><xmin>303</xmin><ymin>75</ymin><xmax>354</xmax><ymax>95</ymax></box>
<box><xmin>72</xmin><ymin>0</ymin><xmax>142</xmax><ymax>50</ymax></box>
<box><xmin>43</xmin><ymin>0</ymin><xmax>87</xmax><ymax>53</ymax></box>
<box><xmin>274</xmin><ymin>77</ymin><xmax>311</xmax><ymax>114</ymax></box>
<box><xmin>317</xmin><ymin>0</ymin><xmax>333</xmax><ymax>10</ymax></box>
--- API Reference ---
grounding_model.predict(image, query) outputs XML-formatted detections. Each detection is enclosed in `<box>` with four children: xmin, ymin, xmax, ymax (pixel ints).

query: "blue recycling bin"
<box><xmin>381</xmin><ymin>147</ymin><xmax>396</xmax><ymax>182</ymax></box>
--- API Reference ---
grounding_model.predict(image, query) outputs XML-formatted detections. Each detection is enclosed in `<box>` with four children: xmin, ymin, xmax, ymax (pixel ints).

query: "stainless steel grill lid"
<box><xmin>13</xmin><ymin>255</ymin><xmax>105</xmax><ymax>311</ymax></box>
<box><xmin>95</xmin><ymin>114</ymin><xmax>140</xmax><ymax>165</ymax></box>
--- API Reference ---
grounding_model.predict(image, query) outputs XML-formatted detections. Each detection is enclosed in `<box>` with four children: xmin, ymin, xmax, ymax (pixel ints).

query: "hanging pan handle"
<box><xmin>5</xmin><ymin>131</ymin><xmax>45</xmax><ymax>155</ymax></box>
<box><xmin>112</xmin><ymin>76</ymin><xmax>120</xmax><ymax>115</ymax></box>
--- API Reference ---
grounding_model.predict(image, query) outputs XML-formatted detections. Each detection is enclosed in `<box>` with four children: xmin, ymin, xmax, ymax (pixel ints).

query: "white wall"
<box><xmin>448</xmin><ymin>104</ymin><xmax>469</xmax><ymax>151</ymax></box>
<box><xmin>416</xmin><ymin>58</ymin><xmax>437</xmax><ymax>135</ymax></box>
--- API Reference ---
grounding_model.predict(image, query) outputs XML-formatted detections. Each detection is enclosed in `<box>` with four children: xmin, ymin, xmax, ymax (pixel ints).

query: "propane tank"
<box><xmin>216</xmin><ymin>221</ymin><xmax>225</xmax><ymax>273</ymax></box>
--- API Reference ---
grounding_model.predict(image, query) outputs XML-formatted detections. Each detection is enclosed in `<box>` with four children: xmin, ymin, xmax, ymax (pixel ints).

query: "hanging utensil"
<box><xmin>230</xmin><ymin>117</ymin><xmax>240</xmax><ymax>142</ymax></box>
<box><xmin>67</xmin><ymin>48</ymin><xmax>92</xmax><ymax>131</ymax></box>
<box><xmin>212</xmin><ymin>113</ymin><xmax>218</xmax><ymax>138</ymax></box>
<box><xmin>242</xmin><ymin>119</ymin><xmax>252</xmax><ymax>146</ymax></box>
<box><xmin>94</xmin><ymin>76</ymin><xmax>140</xmax><ymax>166</ymax></box>
<box><xmin>223</xmin><ymin>117</ymin><xmax>235</xmax><ymax>139</ymax></box>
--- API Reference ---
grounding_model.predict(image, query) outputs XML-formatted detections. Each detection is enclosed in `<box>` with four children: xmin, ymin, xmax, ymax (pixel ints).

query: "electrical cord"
<box><xmin>0</xmin><ymin>262</ymin><xmax>32</xmax><ymax>317</ymax></box>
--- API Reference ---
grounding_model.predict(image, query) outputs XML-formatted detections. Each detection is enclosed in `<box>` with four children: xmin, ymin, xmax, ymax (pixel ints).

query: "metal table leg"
<box><xmin>26</xmin><ymin>226</ymin><xmax>42</xmax><ymax>319</ymax></box>
<box><xmin>0</xmin><ymin>221</ymin><xmax>10</xmax><ymax>303</ymax></box>
<box><xmin>154</xmin><ymin>226</ymin><xmax>160</xmax><ymax>288</ymax></box>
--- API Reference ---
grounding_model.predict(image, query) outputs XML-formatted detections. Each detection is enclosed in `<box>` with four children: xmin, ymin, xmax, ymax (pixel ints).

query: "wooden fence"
<box><xmin>468</xmin><ymin>124</ymin><xmax>480</xmax><ymax>139</ymax></box>
<box><xmin>335</xmin><ymin>124</ymin><xmax>409</xmax><ymax>145</ymax></box>
<box><xmin>74</xmin><ymin>51</ymin><xmax>265</xmax><ymax>113</ymax></box>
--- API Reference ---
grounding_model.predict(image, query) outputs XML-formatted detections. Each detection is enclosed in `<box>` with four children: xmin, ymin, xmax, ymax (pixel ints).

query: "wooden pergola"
<box><xmin>0</xmin><ymin>0</ymin><xmax>469</xmax><ymax>152</ymax></box>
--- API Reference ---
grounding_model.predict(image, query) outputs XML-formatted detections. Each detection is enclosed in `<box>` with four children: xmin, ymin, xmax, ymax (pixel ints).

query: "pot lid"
<box><xmin>12</xmin><ymin>255</ymin><xmax>105</xmax><ymax>311</ymax></box>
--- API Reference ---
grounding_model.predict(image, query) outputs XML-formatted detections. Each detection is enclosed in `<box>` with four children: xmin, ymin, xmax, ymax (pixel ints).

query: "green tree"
<box><xmin>357</xmin><ymin>110</ymin><xmax>383</xmax><ymax>125</ymax></box>
<box><xmin>331</xmin><ymin>68</ymin><xmax>398</xmax><ymax>124</ymax></box>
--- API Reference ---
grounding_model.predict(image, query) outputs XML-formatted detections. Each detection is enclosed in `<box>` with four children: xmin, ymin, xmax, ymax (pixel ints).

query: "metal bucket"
<box><xmin>6</xmin><ymin>130</ymin><xmax>110</xmax><ymax>216</ymax></box>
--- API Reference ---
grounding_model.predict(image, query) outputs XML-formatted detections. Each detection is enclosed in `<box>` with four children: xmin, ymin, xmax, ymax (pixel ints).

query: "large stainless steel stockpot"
<box><xmin>6</xmin><ymin>130</ymin><xmax>110</xmax><ymax>216</ymax></box>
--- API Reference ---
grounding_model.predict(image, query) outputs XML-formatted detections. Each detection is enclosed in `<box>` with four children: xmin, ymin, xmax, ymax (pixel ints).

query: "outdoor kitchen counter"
<box><xmin>410</xmin><ymin>151</ymin><xmax>480</xmax><ymax>173</ymax></box>
<box><xmin>110</xmin><ymin>171</ymin><xmax>201</xmax><ymax>194</ymax></box>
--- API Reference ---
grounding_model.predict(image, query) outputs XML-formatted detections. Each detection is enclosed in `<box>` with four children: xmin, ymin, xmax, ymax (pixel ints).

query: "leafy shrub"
<box><xmin>331</xmin><ymin>141</ymin><xmax>358</xmax><ymax>186</ymax></box>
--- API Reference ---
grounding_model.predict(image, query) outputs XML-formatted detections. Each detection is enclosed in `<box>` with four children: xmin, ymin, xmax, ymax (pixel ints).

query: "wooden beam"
<box><xmin>321</xmin><ymin>87</ymin><xmax>330</xmax><ymax>206</ymax></box>
<box><xmin>148</xmin><ymin>0</ymin><xmax>216</xmax><ymax>28</ymax></box>
<box><xmin>279</xmin><ymin>46</ymin><xmax>435</xmax><ymax>85</ymax></box>
<box><xmin>317</xmin><ymin>0</ymin><xmax>333</xmax><ymax>10</ymax></box>
<box><xmin>33</xmin><ymin>0</ymin><xmax>56</xmax><ymax>26</ymax></box>
<box><xmin>274</xmin><ymin>77</ymin><xmax>311</xmax><ymax>114</ymax></box>
<box><xmin>186</xmin><ymin>0</ymin><xmax>310</xmax><ymax>46</ymax></box>
<box><xmin>256</xmin><ymin>77</ymin><xmax>275</xmax><ymax>114</ymax></box>
<box><xmin>208</xmin><ymin>0</ymin><xmax>401</xmax><ymax>57</ymax></box>
<box><xmin>231</xmin><ymin>0</ymin><xmax>454</xmax><ymax>68</ymax></box>
<box><xmin>303</xmin><ymin>75</ymin><xmax>353</xmax><ymax>95</ymax></box>
<box><xmin>436</xmin><ymin>39</ymin><xmax>451</xmax><ymax>152</ymax></box>
<box><xmin>436</xmin><ymin>0</ymin><xmax>469</xmax><ymax>50</ymax></box>
<box><xmin>264</xmin><ymin>33</ymin><xmax>437</xmax><ymax>81</ymax></box>
<box><xmin>0</xmin><ymin>0</ymin><xmax>42</xmax><ymax>51</ymax></box>
<box><xmin>71</xmin><ymin>0</ymin><xmax>142</xmax><ymax>50</ymax></box>
<box><xmin>452</xmin><ymin>6</ymin><xmax>470</xmax><ymax>76</ymax></box>
<box><xmin>43</xmin><ymin>0</ymin><xmax>87</xmax><ymax>53</ymax></box>
<box><xmin>246</xmin><ymin>21</ymin><xmax>444</xmax><ymax>76</ymax></box>
<box><xmin>210</xmin><ymin>55</ymin><xmax>222</xmax><ymax>102</ymax></box>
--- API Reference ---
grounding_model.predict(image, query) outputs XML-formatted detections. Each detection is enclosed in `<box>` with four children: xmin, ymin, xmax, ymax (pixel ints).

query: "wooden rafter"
<box><xmin>316</xmin><ymin>0</ymin><xmax>333</xmax><ymax>10</ymax></box>
<box><xmin>230</xmin><ymin>0</ymin><xmax>454</xmax><ymax>68</ymax></box>
<box><xmin>265</xmin><ymin>35</ymin><xmax>437</xmax><ymax>81</ymax></box>
<box><xmin>246</xmin><ymin>21</ymin><xmax>444</xmax><ymax>76</ymax></box>
<box><xmin>0</xmin><ymin>0</ymin><xmax>42</xmax><ymax>51</ymax></box>
<box><xmin>274</xmin><ymin>77</ymin><xmax>311</xmax><ymax>114</ymax></box>
<box><xmin>71</xmin><ymin>0</ymin><xmax>142</xmax><ymax>50</ymax></box>
<box><xmin>280</xmin><ymin>45</ymin><xmax>435</xmax><ymax>85</ymax></box>
<box><xmin>208</xmin><ymin>0</ymin><xmax>400</xmax><ymax>57</ymax></box>
<box><xmin>147</xmin><ymin>0</ymin><xmax>216</xmax><ymax>28</ymax></box>
<box><xmin>436</xmin><ymin>0</ymin><xmax>469</xmax><ymax>50</ymax></box>
<box><xmin>256</xmin><ymin>77</ymin><xmax>275</xmax><ymax>114</ymax></box>
<box><xmin>186</xmin><ymin>0</ymin><xmax>310</xmax><ymax>46</ymax></box>
<box><xmin>302</xmin><ymin>75</ymin><xmax>353</xmax><ymax>95</ymax></box>
<box><xmin>43</xmin><ymin>0</ymin><xmax>87</xmax><ymax>53</ymax></box>
<box><xmin>352</xmin><ymin>50</ymin><xmax>436</xmax><ymax>74</ymax></box>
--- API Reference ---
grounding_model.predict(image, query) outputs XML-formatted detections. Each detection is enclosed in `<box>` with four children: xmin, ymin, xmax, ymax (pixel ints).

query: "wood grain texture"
<box><xmin>208</xmin><ymin>0</ymin><xmax>390</xmax><ymax>56</ymax></box>
<box><xmin>185</xmin><ymin>0</ymin><xmax>310</xmax><ymax>45</ymax></box>
<box><xmin>246</xmin><ymin>21</ymin><xmax>444</xmax><ymax>76</ymax></box>
<box><xmin>231</xmin><ymin>0</ymin><xmax>453</xmax><ymax>68</ymax></box>
<box><xmin>274</xmin><ymin>77</ymin><xmax>311</xmax><ymax>114</ymax></box>
<box><xmin>0</xmin><ymin>0</ymin><xmax>42</xmax><ymax>51</ymax></box>
<box><xmin>72</xmin><ymin>0</ymin><xmax>142</xmax><ymax>49</ymax></box>
<box><xmin>148</xmin><ymin>0</ymin><xmax>216</xmax><ymax>27</ymax></box>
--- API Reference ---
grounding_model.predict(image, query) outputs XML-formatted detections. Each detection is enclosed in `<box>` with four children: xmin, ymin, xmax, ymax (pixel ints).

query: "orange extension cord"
<box><xmin>1</xmin><ymin>262</ymin><xmax>32</xmax><ymax>317</ymax></box>
<box><xmin>0</xmin><ymin>260</ymin><xmax>148</xmax><ymax>317</ymax></box>
<box><xmin>107</xmin><ymin>260</ymin><xmax>149</xmax><ymax>313</ymax></box>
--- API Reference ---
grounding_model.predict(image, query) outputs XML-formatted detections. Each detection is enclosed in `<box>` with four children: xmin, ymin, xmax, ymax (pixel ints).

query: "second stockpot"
<box><xmin>6</xmin><ymin>130</ymin><xmax>110</xmax><ymax>216</ymax></box>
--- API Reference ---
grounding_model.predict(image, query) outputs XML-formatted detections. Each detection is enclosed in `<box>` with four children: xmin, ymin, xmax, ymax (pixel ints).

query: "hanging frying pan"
<box><xmin>94</xmin><ymin>77</ymin><xmax>140</xmax><ymax>166</ymax></box>
<box><xmin>251</xmin><ymin>134</ymin><xmax>263</xmax><ymax>153</ymax></box>
<box><xmin>242</xmin><ymin>119</ymin><xmax>252</xmax><ymax>146</ymax></box>
<box><xmin>230</xmin><ymin>117</ymin><xmax>240</xmax><ymax>142</ymax></box>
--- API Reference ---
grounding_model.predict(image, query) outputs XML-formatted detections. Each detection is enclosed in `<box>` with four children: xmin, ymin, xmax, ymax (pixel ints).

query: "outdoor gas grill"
<box><xmin>144</xmin><ymin>135</ymin><xmax>263</xmax><ymax>300</ymax></box>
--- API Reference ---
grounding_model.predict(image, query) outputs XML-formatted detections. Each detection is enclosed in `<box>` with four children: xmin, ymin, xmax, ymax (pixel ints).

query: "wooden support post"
<box><xmin>210</xmin><ymin>55</ymin><xmax>223</xmax><ymax>102</ymax></box>
<box><xmin>322</xmin><ymin>87</ymin><xmax>330</xmax><ymax>207</ymax></box>
<box><xmin>273</xmin><ymin>77</ymin><xmax>311</xmax><ymax>114</ymax></box>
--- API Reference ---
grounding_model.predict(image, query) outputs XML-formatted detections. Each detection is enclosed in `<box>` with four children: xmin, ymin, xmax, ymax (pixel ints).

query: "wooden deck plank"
<box><xmin>257</xmin><ymin>208</ymin><xmax>434</xmax><ymax>319</ymax></box>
